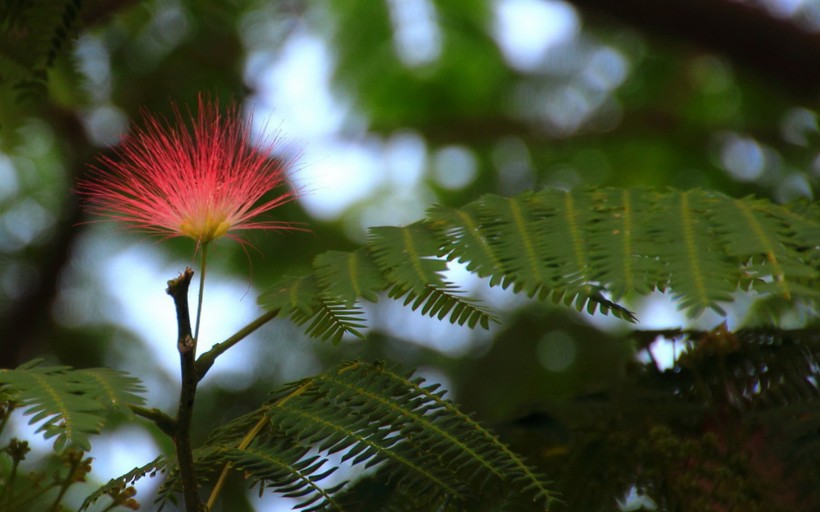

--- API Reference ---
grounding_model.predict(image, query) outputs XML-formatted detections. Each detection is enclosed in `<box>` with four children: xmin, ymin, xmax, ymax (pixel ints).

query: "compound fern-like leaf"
<box><xmin>179</xmin><ymin>361</ymin><xmax>557</xmax><ymax>511</ymax></box>
<box><xmin>259</xmin><ymin>275</ymin><xmax>367</xmax><ymax>344</ymax></box>
<box><xmin>0</xmin><ymin>0</ymin><xmax>82</xmax><ymax>102</ymax></box>
<box><xmin>81</xmin><ymin>457</ymin><xmax>170</xmax><ymax>511</ymax></box>
<box><xmin>260</xmin><ymin>187</ymin><xmax>819</xmax><ymax>341</ymax></box>
<box><xmin>0</xmin><ymin>361</ymin><xmax>146</xmax><ymax>451</ymax></box>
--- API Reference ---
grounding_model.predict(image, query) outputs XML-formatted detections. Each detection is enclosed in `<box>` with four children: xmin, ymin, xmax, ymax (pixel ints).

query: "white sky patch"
<box><xmin>3</xmin><ymin>413</ymin><xmax>57</xmax><ymax>460</ymax></box>
<box><xmin>84</xmin><ymin>426</ymin><xmax>161</xmax><ymax>506</ymax></box>
<box><xmin>74</xmin><ymin>33</ymin><xmax>112</xmax><ymax>103</ymax></box>
<box><xmin>387</xmin><ymin>0</ymin><xmax>443</xmax><ymax>66</ymax></box>
<box><xmin>493</xmin><ymin>0</ymin><xmax>579</xmax><ymax>71</ymax></box>
<box><xmin>244</xmin><ymin>26</ymin><xmax>390</xmax><ymax>221</ymax></box>
<box><xmin>634</xmin><ymin>293</ymin><xmax>685</xmax><ymax>330</ymax></box>
<box><xmin>384</xmin><ymin>131</ymin><xmax>427</xmax><ymax>187</ymax></box>
<box><xmin>246</xmin><ymin>30</ymin><xmax>345</xmax><ymax>140</ymax></box>
<box><xmin>432</xmin><ymin>145</ymin><xmax>478</xmax><ymax>189</ymax></box>
<box><xmin>82</xmin><ymin>104</ymin><xmax>128</xmax><ymax>147</ymax></box>
<box><xmin>294</xmin><ymin>140</ymin><xmax>383</xmax><ymax>219</ymax></box>
<box><xmin>443</xmin><ymin>261</ymin><xmax>521</xmax><ymax>312</ymax></box>
<box><xmin>764</xmin><ymin>0</ymin><xmax>810</xmax><ymax>17</ymax></box>
<box><xmin>632</xmin><ymin>295</ymin><xmax>684</xmax><ymax>371</ymax></box>
<box><xmin>637</xmin><ymin>291</ymin><xmax>746</xmax><ymax>331</ymax></box>
<box><xmin>582</xmin><ymin>47</ymin><xmax>629</xmax><ymax>91</ymax></box>
<box><xmin>1</xmin><ymin>414</ymin><xmax>161</xmax><ymax>510</ymax></box>
<box><xmin>368</xmin><ymin>299</ymin><xmax>486</xmax><ymax>357</ymax></box>
<box><xmin>2</xmin><ymin>198</ymin><xmax>54</xmax><ymax>247</ymax></box>
<box><xmin>719</xmin><ymin>134</ymin><xmax>767</xmax><ymax>182</ymax></box>
<box><xmin>0</xmin><ymin>154</ymin><xmax>19</xmax><ymax>201</ymax></box>
<box><xmin>355</xmin><ymin>186</ymin><xmax>436</xmax><ymax>236</ymax></box>
<box><xmin>102</xmin><ymin>244</ymin><xmax>262</xmax><ymax>385</ymax></box>
<box><xmin>619</xmin><ymin>485</ymin><xmax>657</xmax><ymax>511</ymax></box>
<box><xmin>633</xmin><ymin>292</ymin><xmax>753</xmax><ymax>370</ymax></box>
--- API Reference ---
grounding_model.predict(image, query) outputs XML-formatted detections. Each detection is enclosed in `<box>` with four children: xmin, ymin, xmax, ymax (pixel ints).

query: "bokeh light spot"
<box><xmin>536</xmin><ymin>330</ymin><xmax>577</xmax><ymax>372</ymax></box>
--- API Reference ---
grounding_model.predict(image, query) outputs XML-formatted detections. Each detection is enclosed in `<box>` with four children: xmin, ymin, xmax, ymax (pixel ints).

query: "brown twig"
<box><xmin>166</xmin><ymin>268</ymin><xmax>202</xmax><ymax>512</ymax></box>
<box><xmin>568</xmin><ymin>0</ymin><xmax>820</xmax><ymax>98</ymax></box>
<box><xmin>129</xmin><ymin>404</ymin><xmax>176</xmax><ymax>438</ymax></box>
<box><xmin>194</xmin><ymin>308</ymin><xmax>279</xmax><ymax>382</ymax></box>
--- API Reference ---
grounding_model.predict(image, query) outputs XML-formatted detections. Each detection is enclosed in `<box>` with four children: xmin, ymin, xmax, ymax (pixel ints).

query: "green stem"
<box><xmin>129</xmin><ymin>404</ymin><xmax>176</xmax><ymax>437</ymax></box>
<box><xmin>193</xmin><ymin>243</ymin><xmax>209</xmax><ymax>347</ymax></box>
<box><xmin>166</xmin><ymin>268</ymin><xmax>202</xmax><ymax>512</ymax></box>
<box><xmin>0</xmin><ymin>402</ymin><xmax>14</xmax><ymax>435</ymax></box>
<box><xmin>195</xmin><ymin>308</ymin><xmax>280</xmax><ymax>382</ymax></box>
<box><xmin>0</xmin><ymin>408</ymin><xmax>13</xmax><ymax>503</ymax></box>
<box><xmin>205</xmin><ymin>379</ymin><xmax>316</xmax><ymax>508</ymax></box>
<box><xmin>48</xmin><ymin>480</ymin><xmax>71</xmax><ymax>511</ymax></box>
<box><xmin>2</xmin><ymin>457</ymin><xmax>19</xmax><ymax>505</ymax></box>
<box><xmin>48</xmin><ymin>455</ymin><xmax>80</xmax><ymax>512</ymax></box>
<box><xmin>8</xmin><ymin>483</ymin><xmax>60</xmax><ymax>511</ymax></box>
<box><xmin>205</xmin><ymin>413</ymin><xmax>269</xmax><ymax>509</ymax></box>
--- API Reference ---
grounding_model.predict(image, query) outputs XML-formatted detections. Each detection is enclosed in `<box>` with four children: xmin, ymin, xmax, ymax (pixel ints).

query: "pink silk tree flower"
<box><xmin>78</xmin><ymin>96</ymin><xmax>296</xmax><ymax>246</ymax></box>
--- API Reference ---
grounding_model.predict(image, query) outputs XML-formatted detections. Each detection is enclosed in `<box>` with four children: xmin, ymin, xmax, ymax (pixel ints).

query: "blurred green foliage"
<box><xmin>1</xmin><ymin>0</ymin><xmax>818</xmax><ymax>510</ymax></box>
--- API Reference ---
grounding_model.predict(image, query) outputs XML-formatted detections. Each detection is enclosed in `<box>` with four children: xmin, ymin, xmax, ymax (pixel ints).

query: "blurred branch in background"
<box><xmin>0</xmin><ymin>109</ymin><xmax>91</xmax><ymax>369</ymax></box>
<box><xmin>568</xmin><ymin>0</ymin><xmax>820</xmax><ymax>98</ymax></box>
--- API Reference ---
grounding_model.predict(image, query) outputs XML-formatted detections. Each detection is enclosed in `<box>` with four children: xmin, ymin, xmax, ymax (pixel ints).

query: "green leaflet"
<box><xmin>258</xmin><ymin>274</ymin><xmax>367</xmax><ymax>344</ymax></box>
<box><xmin>0</xmin><ymin>0</ymin><xmax>81</xmax><ymax>104</ymax></box>
<box><xmin>369</xmin><ymin>224</ymin><xmax>448</xmax><ymax>291</ymax></box>
<box><xmin>428</xmin><ymin>201</ymin><xmax>508</xmax><ymax>286</ymax></box>
<box><xmin>259</xmin><ymin>187</ymin><xmax>819</xmax><ymax>341</ymax></box>
<box><xmin>650</xmin><ymin>190</ymin><xmax>737</xmax><ymax>315</ymax></box>
<box><xmin>259</xmin><ymin>224</ymin><xmax>495</xmax><ymax>341</ymax></box>
<box><xmin>586</xmin><ymin>187</ymin><xmax>660</xmax><ymax>297</ymax></box>
<box><xmin>314</xmin><ymin>250</ymin><xmax>387</xmax><ymax>305</ymax></box>
<box><xmin>0</xmin><ymin>362</ymin><xmax>146</xmax><ymax>451</ymax></box>
<box><xmin>155</xmin><ymin>361</ymin><xmax>556</xmax><ymax>511</ymax></box>
<box><xmin>223</xmin><ymin>445</ymin><xmax>346</xmax><ymax>511</ymax></box>
<box><xmin>80</xmin><ymin>457</ymin><xmax>170</xmax><ymax>511</ymax></box>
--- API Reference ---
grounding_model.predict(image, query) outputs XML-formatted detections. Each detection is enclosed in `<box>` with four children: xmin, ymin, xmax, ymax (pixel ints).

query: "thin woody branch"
<box><xmin>166</xmin><ymin>268</ymin><xmax>202</xmax><ymax>512</ymax></box>
<box><xmin>129</xmin><ymin>405</ymin><xmax>176</xmax><ymax>438</ymax></box>
<box><xmin>195</xmin><ymin>308</ymin><xmax>279</xmax><ymax>382</ymax></box>
<box><xmin>568</xmin><ymin>0</ymin><xmax>820</xmax><ymax>98</ymax></box>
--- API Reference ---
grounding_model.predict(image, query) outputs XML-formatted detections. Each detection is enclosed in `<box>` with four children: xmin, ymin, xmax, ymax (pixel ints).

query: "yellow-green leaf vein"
<box><xmin>734</xmin><ymin>199</ymin><xmax>791</xmax><ymax>299</ymax></box>
<box><xmin>680</xmin><ymin>191</ymin><xmax>710</xmax><ymax>309</ymax></box>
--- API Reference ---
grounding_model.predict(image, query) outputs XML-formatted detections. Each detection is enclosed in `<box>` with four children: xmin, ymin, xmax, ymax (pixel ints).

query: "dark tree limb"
<box><xmin>568</xmin><ymin>0</ymin><xmax>820</xmax><ymax>98</ymax></box>
<box><xmin>0</xmin><ymin>110</ymin><xmax>92</xmax><ymax>369</ymax></box>
<box><xmin>166</xmin><ymin>268</ymin><xmax>203</xmax><ymax>512</ymax></box>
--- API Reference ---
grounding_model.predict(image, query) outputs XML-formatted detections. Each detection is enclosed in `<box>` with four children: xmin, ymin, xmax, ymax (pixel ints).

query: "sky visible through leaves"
<box><xmin>73</xmin><ymin>4</ymin><xmax>596</xmax><ymax>507</ymax></box>
<box><xmin>7</xmin><ymin>0</ymin><xmax>816</xmax><ymax>510</ymax></box>
<box><xmin>78</xmin><ymin>6</ymin><xmax>656</xmax><ymax>510</ymax></box>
